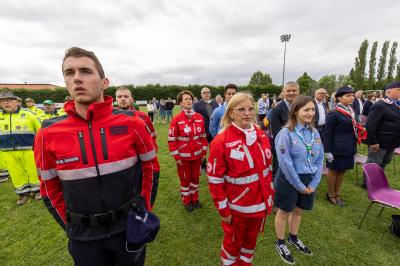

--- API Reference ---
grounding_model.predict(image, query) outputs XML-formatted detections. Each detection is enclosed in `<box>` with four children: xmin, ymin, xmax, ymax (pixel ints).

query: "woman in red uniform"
<box><xmin>207</xmin><ymin>92</ymin><xmax>274</xmax><ymax>265</ymax></box>
<box><xmin>168</xmin><ymin>90</ymin><xmax>208</xmax><ymax>212</ymax></box>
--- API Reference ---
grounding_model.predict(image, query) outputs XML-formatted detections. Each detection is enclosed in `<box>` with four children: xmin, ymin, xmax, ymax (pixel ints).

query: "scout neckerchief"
<box><xmin>294</xmin><ymin>124</ymin><xmax>315</xmax><ymax>165</ymax></box>
<box><xmin>335</xmin><ymin>103</ymin><xmax>367</xmax><ymax>144</ymax></box>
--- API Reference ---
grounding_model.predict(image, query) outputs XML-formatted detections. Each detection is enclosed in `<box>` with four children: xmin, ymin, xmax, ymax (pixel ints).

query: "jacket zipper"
<box><xmin>100</xmin><ymin>128</ymin><xmax>108</xmax><ymax>160</ymax></box>
<box><xmin>88</xmin><ymin>120</ymin><xmax>109</xmax><ymax>237</ymax></box>
<box><xmin>9</xmin><ymin>114</ymin><xmax>14</xmax><ymax>149</ymax></box>
<box><xmin>78</xmin><ymin>131</ymin><xmax>88</xmax><ymax>164</ymax></box>
<box><xmin>88</xmin><ymin>122</ymin><xmax>101</xmax><ymax>176</ymax></box>
<box><xmin>231</xmin><ymin>187</ymin><xmax>250</xmax><ymax>204</ymax></box>
<box><xmin>257</xmin><ymin>143</ymin><xmax>266</xmax><ymax>165</ymax></box>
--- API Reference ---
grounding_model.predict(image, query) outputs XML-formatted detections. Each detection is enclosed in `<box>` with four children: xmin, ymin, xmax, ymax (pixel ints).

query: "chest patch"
<box><xmin>56</xmin><ymin>156</ymin><xmax>79</xmax><ymax>165</ymax></box>
<box><xmin>110</xmin><ymin>125</ymin><xmax>128</xmax><ymax>135</ymax></box>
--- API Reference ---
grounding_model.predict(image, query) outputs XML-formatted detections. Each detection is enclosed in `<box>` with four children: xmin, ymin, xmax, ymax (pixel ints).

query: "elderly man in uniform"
<box><xmin>363</xmin><ymin>81</ymin><xmax>400</xmax><ymax>188</ymax></box>
<box><xmin>0</xmin><ymin>91</ymin><xmax>41</xmax><ymax>204</ymax></box>
<box><xmin>25</xmin><ymin>98</ymin><xmax>45</xmax><ymax>117</ymax></box>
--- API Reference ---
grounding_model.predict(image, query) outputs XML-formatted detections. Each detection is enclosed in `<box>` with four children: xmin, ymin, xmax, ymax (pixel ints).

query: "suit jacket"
<box><xmin>323</xmin><ymin>110</ymin><xmax>357</xmax><ymax>157</ymax></box>
<box><xmin>193</xmin><ymin>99</ymin><xmax>218</xmax><ymax>141</ymax></box>
<box><xmin>270</xmin><ymin>100</ymin><xmax>289</xmax><ymax>138</ymax></box>
<box><xmin>314</xmin><ymin>100</ymin><xmax>329</xmax><ymax>126</ymax></box>
<box><xmin>352</xmin><ymin>98</ymin><xmax>365</xmax><ymax>115</ymax></box>
<box><xmin>366</xmin><ymin>98</ymin><xmax>400</xmax><ymax>149</ymax></box>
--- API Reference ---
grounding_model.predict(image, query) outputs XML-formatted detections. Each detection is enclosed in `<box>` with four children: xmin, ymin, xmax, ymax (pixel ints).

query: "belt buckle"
<box><xmin>93</xmin><ymin>212</ymin><xmax>112</xmax><ymax>226</ymax></box>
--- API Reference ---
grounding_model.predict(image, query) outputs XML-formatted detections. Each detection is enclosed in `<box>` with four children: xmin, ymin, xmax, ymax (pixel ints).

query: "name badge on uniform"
<box><xmin>230</xmin><ymin>149</ymin><xmax>244</xmax><ymax>161</ymax></box>
<box><xmin>184</xmin><ymin>125</ymin><xmax>191</xmax><ymax>134</ymax></box>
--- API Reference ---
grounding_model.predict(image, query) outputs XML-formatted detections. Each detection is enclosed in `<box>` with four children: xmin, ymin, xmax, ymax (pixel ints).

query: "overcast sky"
<box><xmin>1</xmin><ymin>0</ymin><xmax>399</xmax><ymax>87</ymax></box>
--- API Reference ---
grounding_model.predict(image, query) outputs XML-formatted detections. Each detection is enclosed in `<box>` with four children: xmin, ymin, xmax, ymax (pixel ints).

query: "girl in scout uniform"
<box><xmin>274</xmin><ymin>95</ymin><xmax>324</xmax><ymax>264</ymax></box>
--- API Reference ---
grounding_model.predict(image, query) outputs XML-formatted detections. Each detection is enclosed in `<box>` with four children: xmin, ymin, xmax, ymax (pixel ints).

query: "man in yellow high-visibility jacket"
<box><xmin>25</xmin><ymin>98</ymin><xmax>45</xmax><ymax>118</ymax></box>
<box><xmin>38</xmin><ymin>100</ymin><xmax>59</xmax><ymax>121</ymax></box>
<box><xmin>0</xmin><ymin>91</ymin><xmax>41</xmax><ymax>205</ymax></box>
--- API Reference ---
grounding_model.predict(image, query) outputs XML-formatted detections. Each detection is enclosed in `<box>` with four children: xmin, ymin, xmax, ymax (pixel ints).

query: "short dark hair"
<box><xmin>62</xmin><ymin>47</ymin><xmax>105</xmax><ymax>78</ymax></box>
<box><xmin>286</xmin><ymin>95</ymin><xmax>315</xmax><ymax>131</ymax></box>
<box><xmin>177</xmin><ymin>90</ymin><xmax>194</xmax><ymax>104</ymax></box>
<box><xmin>116</xmin><ymin>86</ymin><xmax>132</xmax><ymax>96</ymax></box>
<box><xmin>224</xmin><ymin>83</ymin><xmax>237</xmax><ymax>94</ymax></box>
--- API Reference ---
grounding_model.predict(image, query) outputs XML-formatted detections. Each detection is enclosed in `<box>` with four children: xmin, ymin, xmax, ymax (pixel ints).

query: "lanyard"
<box><xmin>294</xmin><ymin>127</ymin><xmax>315</xmax><ymax>165</ymax></box>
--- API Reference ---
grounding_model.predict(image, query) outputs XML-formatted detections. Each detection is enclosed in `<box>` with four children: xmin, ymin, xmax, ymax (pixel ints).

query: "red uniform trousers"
<box><xmin>177</xmin><ymin>158</ymin><xmax>202</xmax><ymax>205</ymax></box>
<box><xmin>221</xmin><ymin>216</ymin><xmax>265</xmax><ymax>266</ymax></box>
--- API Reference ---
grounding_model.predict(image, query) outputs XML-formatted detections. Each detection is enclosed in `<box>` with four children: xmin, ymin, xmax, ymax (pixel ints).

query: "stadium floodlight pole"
<box><xmin>280</xmin><ymin>34</ymin><xmax>291</xmax><ymax>88</ymax></box>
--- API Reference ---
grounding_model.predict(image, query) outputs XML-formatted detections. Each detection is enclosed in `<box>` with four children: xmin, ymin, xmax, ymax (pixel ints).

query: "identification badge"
<box><xmin>230</xmin><ymin>149</ymin><xmax>244</xmax><ymax>161</ymax></box>
<box><xmin>184</xmin><ymin>125</ymin><xmax>191</xmax><ymax>133</ymax></box>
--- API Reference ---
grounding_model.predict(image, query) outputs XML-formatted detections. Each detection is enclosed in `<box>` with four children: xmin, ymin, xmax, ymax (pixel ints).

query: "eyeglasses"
<box><xmin>202</xmin><ymin>91</ymin><xmax>211</xmax><ymax>94</ymax></box>
<box><xmin>233</xmin><ymin>107</ymin><xmax>255</xmax><ymax>113</ymax></box>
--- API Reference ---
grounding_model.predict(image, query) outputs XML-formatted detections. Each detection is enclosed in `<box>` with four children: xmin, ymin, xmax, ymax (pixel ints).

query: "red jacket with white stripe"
<box><xmin>207</xmin><ymin>124</ymin><xmax>274</xmax><ymax>218</ymax></box>
<box><xmin>34</xmin><ymin>96</ymin><xmax>160</xmax><ymax>241</ymax></box>
<box><xmin>168</xmin><ymin>111</ymin><xmax>208</xmax><ymax>161</ymax></box>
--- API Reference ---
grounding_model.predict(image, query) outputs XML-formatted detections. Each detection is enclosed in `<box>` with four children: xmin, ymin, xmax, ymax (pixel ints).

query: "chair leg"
<box><xmin>393</xmin><ymin>154</ymin><xmax>396</xmax><ymax>174</ymax></box>
<box><xmin>378</xmin><ymin>206</ymin><xmax>385</xmax><ymax>217</ymax></box>
<box><xmin>355</xmin><ymin>164</ymin><xmax>359</xmax><ymax>185</ymax></box>
<box><xmin>358</xmin><ymin>202</ymin><xmax>374</xmax><ymax>229</ymax></box>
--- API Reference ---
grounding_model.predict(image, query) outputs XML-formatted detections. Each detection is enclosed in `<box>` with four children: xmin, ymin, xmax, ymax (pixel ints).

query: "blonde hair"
<box><xmin>220</xmin><ymin>92</ymin><xmax>256</xmax><ymax>131</ymax></box>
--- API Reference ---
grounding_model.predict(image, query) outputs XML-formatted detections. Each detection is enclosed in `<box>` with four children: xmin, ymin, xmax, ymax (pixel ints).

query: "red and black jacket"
<box><xmin>34</xmin><ymin>96</ymin><xmax>160</xmax><ymax>241</ymax></box>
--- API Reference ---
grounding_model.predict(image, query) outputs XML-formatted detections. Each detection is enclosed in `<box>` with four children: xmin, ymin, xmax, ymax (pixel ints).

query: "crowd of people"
<box><xmin>0</xmin><ymin>46</ymin><xmax>399</xmax><ymax>265</ymax></box>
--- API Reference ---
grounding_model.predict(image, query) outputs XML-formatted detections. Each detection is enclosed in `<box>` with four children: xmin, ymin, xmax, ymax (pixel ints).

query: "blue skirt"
<box><xmin>326</xmin><ymin>155</ymin><xmax>354</xmax><ymax>171</ymax></box>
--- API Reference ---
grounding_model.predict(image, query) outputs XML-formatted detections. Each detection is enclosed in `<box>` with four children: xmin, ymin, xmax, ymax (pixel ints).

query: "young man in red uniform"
<box><xmin>34</xmin><ymin>47</ymin><xmax>159</xmax><ymax>266</ymax></box>
<box><xmin>168</xmin><ymin>90</ymin><xmax>208</xmax><ymax>212</ymax></box>
<box><xmin>115</xmin><ymin>86</ymin><xmax>157</xmax><ymax>147</ymax></box>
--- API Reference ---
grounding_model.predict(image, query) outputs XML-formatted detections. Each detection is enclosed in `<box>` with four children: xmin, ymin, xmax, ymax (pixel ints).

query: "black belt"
<box><xmin>67</xmin><ymin>200</ymin><xmax>134</xmax><ymax>227</ymax></box>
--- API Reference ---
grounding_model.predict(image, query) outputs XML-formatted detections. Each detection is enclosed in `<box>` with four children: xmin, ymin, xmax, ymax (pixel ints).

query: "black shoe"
<box><xmin>288</xmin><ymin>237</ymin><xmax>313</xmax><ymax>256</ymax></box>
<box><xmin>192</xmin><ymin>202</ymin><xmax>202</xmax><ymax>208</ymax></box>
<box><xmin>275</xmin><ymin>243</ymin><xmax>295</xmax><ymax>264</ymax></box>
<box><xmin>184</xmin><ymin>203</ymin><xmax>194</xmax><ymax>213</ymax></box>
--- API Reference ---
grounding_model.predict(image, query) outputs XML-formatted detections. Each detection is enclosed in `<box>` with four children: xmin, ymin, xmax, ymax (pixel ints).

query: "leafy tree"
<box><xmin>396</xmin><ymin>64</ymin><xmax>400</xmax><ymax>81</ymax></box>
<box><xmin>249</xmin><ymin>71</ymin><xmax>272</xmax><ymax>86</ymax></box>
<box><xmin>296</xmin><ymin>72</ymin><xmax>315</xmax><ymax>94</ymax></box>
<box><xmin>318</xmin><ymin>75</ymin><xmax>336</xmax><ymax>93</ymax></box>
<box><xmin>367</xmin><ymin>41</ymin><xmax>378</xmax><ymax>89</ymax></box>
<box><xmin>349</xmin><ymin>68</ymin><xmax>356</xmax><ymax>84</ymax></box>
<box><xmin>376</xmin><ymin>41</ymin><xmax>390</xmax><ymax>89</ymax></box>
<box><xmin>354</xmin><ymin>39</ymin><xmax>368</xmax><ymax>90</ymax></box>
<box><xmin>386</xmin><ymin>41</ymin><xmax>398</xmax><ymax>83</ymax></box>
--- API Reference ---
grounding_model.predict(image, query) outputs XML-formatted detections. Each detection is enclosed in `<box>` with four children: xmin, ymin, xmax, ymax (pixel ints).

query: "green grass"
<box><xmin>1</xmin><ymin>111</ymin><xmax>400</xmax><ymax>265</ymax></box>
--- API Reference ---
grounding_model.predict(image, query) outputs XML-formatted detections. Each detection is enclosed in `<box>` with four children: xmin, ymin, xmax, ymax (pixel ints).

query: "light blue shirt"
<box><xmin>275</xmin><ymin>123</ymin><xmax>324</xmax><ymax>192</ymax></box>
<box><xmin>209</xmin><ymin>103</ymin><xmax>226</xmax><ymax>137</ymax></box>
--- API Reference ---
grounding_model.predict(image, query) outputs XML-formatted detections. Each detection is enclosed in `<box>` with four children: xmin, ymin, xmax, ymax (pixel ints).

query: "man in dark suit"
<box><xmin>363</xmin><ymin>82</ymin><xmax>400</xmax><ymax>187</ymax></box>
<box><xmin>352</xmin><ymin>90</ymin><xmax>365</xmax><ymax>122</ymax></box>
<box><xmin>193</xmin><ymin>87</ymin><xmax>218</xmax><ymax>172</ymax></box>
<box><xmin>314</xmin><ymin>88</ymin><xmax>329</xmax><ymax>141</ymax></box>
<box><xmin>269</xmin><ymin>81</ymin><xmax>300</xmax><ymax>178</ymax></box>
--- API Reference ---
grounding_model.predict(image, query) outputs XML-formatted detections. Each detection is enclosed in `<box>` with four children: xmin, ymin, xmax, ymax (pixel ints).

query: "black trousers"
<box><xmin>316</xmin><ymin>125</ymin><xmax>325</xmax><ymax>142</ymax></box>
<box><xmin>68</xmin><ymin>232</ymin><xmax>146</xmax><ymax>266</ymax></box>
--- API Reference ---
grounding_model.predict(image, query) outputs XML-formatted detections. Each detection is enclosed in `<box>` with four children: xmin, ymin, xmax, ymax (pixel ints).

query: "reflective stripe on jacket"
<box><xmin>207</xmin><ymin>124</ymin><xmax>274</xmax><ymax>218</ymax></box>
<box><xmin>34</xmin><ymin>96</ymin><xmax>160</xmax><ymax>241</ymax></box>
<box><xmin>0</xmin><ymin>107</ymin><xmax>40</xmax><ymax>150</ymax></box>
<box><xmin>168</xmin><ymin>111</ymin><xmax>208</xmax><ymax>161</ymax></box>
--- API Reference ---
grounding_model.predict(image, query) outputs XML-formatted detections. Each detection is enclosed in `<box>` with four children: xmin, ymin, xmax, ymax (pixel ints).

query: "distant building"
<box><xmin>0</xmin><ymin>83</ymin><xmax>60</xmax><ymax>90</ymax></box>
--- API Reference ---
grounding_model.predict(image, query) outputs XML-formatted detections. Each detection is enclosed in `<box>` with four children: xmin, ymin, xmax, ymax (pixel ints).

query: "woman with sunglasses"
<box><xmin>207</xmin><ymin>92</ymin><xmax>274</xmax><ymax>265</ymax></box>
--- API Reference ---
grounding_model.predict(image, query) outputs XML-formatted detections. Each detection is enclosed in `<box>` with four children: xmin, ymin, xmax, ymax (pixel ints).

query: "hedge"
<box><xmin>0</xmin><ymin>84</ymin><xmax>282</xmax><ymax>103</ymax></box>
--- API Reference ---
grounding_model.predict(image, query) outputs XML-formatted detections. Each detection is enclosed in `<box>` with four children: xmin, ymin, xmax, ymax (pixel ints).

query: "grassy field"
<box><xmin>1</xmin><ymin>112</ymin><xmax>400</xmax><ymax>265</ymax></box>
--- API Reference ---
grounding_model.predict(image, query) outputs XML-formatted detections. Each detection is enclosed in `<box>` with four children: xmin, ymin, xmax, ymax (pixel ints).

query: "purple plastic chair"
<box><xmin>358</xmin><ymin>163</ymin><xmax>400</xmax><ymax>229</ymax></box>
